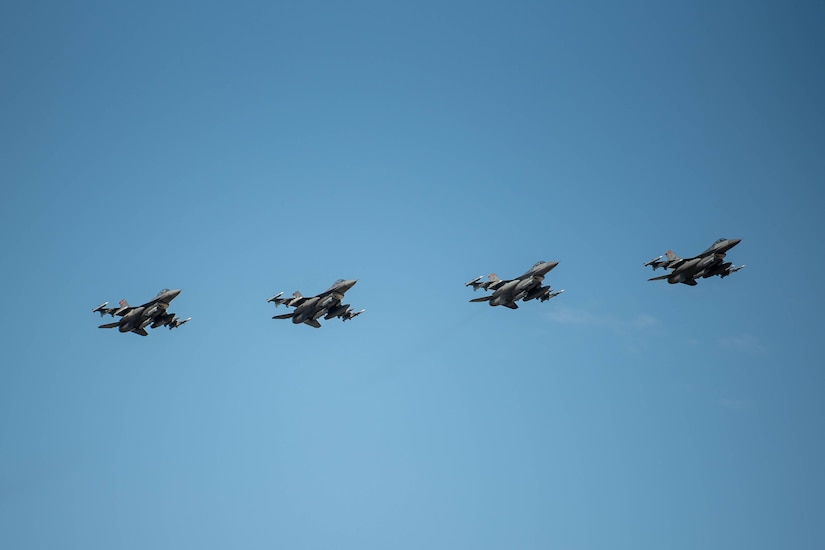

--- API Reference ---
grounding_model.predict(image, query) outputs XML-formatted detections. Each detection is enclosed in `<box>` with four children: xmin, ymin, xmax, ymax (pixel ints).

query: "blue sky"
<box><xmin>2</xmin><ymin>1</ymin><xmax>824</xmax><ymax>548</ymax></box>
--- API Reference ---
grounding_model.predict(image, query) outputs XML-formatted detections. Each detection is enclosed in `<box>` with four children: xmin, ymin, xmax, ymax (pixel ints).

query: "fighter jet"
<box><xmin>465</xmin><ymin>261</ymin><xmax>564</xmax><ymax>309</ymax></box>
<box><xmin>267</xmin><ymin>279</ymin><xmax>364</xmax><ymax>328</ymax></box>
<box><xmin>644</xmin><ymin>238</ymin><xmax>745</xmax><ymax>286</ymax></box>
<box><xmin>92</xmin><ymin>288</ymin><xmax>191</xmax><ymax>336</ymax></box>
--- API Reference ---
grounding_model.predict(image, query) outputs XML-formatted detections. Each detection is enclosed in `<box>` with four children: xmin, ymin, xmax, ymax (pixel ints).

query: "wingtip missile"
<box><xmin>343</xmin><ymin>309</ymin><xmax>365</xmax><ymax>321</ymax></box>
<box><xmin>93</xmin><ymin>302</ymin><xmax>109</xmax><ymax>314</ymax></box>
<box><xmin>465</xmin><ymin>275</ymin><xmax>483</xmax><ymax>287</ymax></box>
<box><xmin>267</xmin><ymin>292</ymin><xmax>284</xmax><ymax>304</ymax></box>
<box><xmin>539</xmin><ymin>289</ymin><xmax>564</xmax><ymax>302</ymax></box>
<box><xmin>164</xmin><ymin>316</ymin><xmax>191</xmax><ymax>329</ymax></box>
<box><xmin>644</xmin><ymin>255</ymin><xmax>663</xmax><ymax>267</ymax></box>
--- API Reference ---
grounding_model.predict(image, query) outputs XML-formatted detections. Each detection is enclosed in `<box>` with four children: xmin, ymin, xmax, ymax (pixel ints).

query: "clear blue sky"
<box><xmin>2</xmin><ymin>1</ymin><xmax>824</xmax><ymax>548</ymax></box>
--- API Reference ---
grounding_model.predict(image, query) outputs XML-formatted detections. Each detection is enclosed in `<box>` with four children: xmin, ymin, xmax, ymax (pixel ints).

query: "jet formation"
<box><xmin>93</xmin><ymin>288</ymin><xmax>190</xmax><ymax>336</ymax></box>
<box><xmin>645</xmin><ymin>238</ymin><xmax>745</xmax><ymax>286</ymax></box>
<box><xmin>268</xmin><ymin>279</ymin><xmax>365</xmax><ymax>328</ymax></box>
<box><xmin>465</xmin><ymin>260</ymin><xmax>564</xmax><ymax>309</ymax></box>
<box><xmin>91</xmin><ymin>238</ymin><xmax>745</xmax><ymax>334</ymax></box>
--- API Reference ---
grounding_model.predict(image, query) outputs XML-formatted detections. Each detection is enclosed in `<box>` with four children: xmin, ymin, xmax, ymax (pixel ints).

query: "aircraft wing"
<box><xmin>644</xmin><ymin>256</ymin><xmax>684</xmax><ymax>271</ymax></box>
<box><xmin>465</xmin><ymin>275</ymin><xmax>508</xmax><ymax>291</ymax></box>
<box><xmin>465</xmin><ymin>276</ymin><xmax>490</xmax><ymax>291</ymax></box>
<box><xmin>643</xmin><ymin>256</ymin><xmax>666</xmax><ymax>270</ymax></box>
<box><xmin>267</xmin><ymin>291</ymin><xmax>306</xmax><ymax>308</ymax></box>
<box><xmin>92</xmin><ymin>302</ymin><xmax>134</xmax><ymax>317</ymax></box>
<box><xmin>649</xmin><ymin>273</ymin><xmax>697</xmax><ymax>285</ymax></box>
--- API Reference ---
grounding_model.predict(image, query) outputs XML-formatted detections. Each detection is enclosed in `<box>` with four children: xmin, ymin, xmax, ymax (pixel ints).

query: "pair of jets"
<box><xmin>92</xmin><ymin>280</ymin><xmax>366</xmax><ymax>336</ymax></box>
<box><xmin>463</xmin><ymin>237</ymin><xmax>745</xmax><ymax>308</ymax></box>
<box><xmin>269</xmin><ymin>262</ymin><xmax>566</xmax><ymax>327</ymax></box>
<box><xmin>92</xmin><ymin>238</ymin><xmax>744</xmax><ymax>335</ymax></box>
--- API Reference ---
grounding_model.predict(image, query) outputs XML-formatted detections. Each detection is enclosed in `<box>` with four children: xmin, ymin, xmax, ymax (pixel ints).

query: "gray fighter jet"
<box><xmin>93</xmin><ymin>288</ymin><xmax>191</xmax><ymax>336</ymax></box>
<box><xmin>268</xmin><ymin>279</ymin><xmax>364</xmax><ymax>328</ymax></box>
<box><xmin>644</xmin><ymin>238</ymin><xmax>745</xmax><ymax>286</ymax></box>
<box><xmin>466</xmin><ymin>261</ymin><xmax>564</xmax><ymax>309</ymax></box>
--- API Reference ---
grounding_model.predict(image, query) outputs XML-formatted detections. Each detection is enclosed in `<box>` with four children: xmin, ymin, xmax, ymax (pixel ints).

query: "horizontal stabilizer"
<box><xmin>133</xmin><ymin>327</ymin><xmax>149</xmax><ymax>336</ymax></box>
<box><xmin>502</xmin><ymin>302</ymin><xmax>518</xmax><ymax>309</ymax></box>
<box><xmin>304</xmin><ymin>319</ymin><xmax>322</xmax><ymax>328</ymax></box>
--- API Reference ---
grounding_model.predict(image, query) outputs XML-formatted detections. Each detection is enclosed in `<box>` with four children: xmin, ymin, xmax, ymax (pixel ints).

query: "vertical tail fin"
<box><xmin>665</xmin><ymin>250</ymin><xmax>681</xmax><ymax>262</ymax></box>
<box><xmin>488</xmin><ymin>273</ymin><xmax>501</xmax><ymax>283</ymax></box>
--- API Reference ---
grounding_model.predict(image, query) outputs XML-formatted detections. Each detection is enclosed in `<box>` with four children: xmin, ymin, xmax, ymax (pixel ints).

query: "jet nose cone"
<box><xmin>169</xmin><ymin>289</ymin><xmax>182</xmax><ymax>298</ymax></box>
<box><xmin>719</xmin><ymin>238</ymin><xmax>741</xmax><ymax>251</ymax></box>
<box><xmin>342</xmin><ymin>279</ymin><xmax>358</xmax><ymax>291</ymax></box>
<box><xmin>538</xmin><ymin>261</ymin><xmax>558</xmax><ymax>274</ymax></box>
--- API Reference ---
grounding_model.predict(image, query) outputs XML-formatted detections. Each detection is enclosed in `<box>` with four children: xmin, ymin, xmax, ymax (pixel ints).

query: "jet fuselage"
<box><xmin>468</xmin><ymin>261</ymin><xmax>561</xmax><ymax>308</ymax></box>
<box><xmin>111</xmin><ymin>289</ymin><xmax>181</xmax><ymax>332</ymax></box>
<box><xmin>647</xmin><ymin>239</ymin><xmax>743</xmax><ymax>285</ymax></box>
<box><xmin>271</xmin><ymin>279</ymin><xmax>360</xmax><ymax>327</ymax></box>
